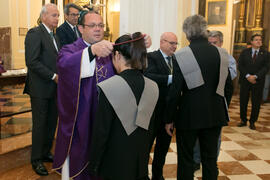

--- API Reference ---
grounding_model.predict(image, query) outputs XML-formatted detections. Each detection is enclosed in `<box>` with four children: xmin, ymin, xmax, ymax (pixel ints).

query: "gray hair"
<box><xmin>208</xmin><ymin>30</ymin><xmax>223</xmax><ymax>43</ymax></box>
<box><xmin>182</xmin><ymin>15</ymin><xmax>208</xmax><ymax>40</ymax></box>
<box><xmin>64</xmin><ymin>3</ymin><xmax>82</xmax><ymax>15</ymax></box>
<box><xmin>40</xmin><ymin>3</ymin><xmax>57</xmax><ymax>21</ymax></box>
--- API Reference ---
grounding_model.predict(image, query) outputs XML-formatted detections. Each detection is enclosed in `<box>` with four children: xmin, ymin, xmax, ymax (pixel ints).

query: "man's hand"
<box><xmin>54</xmin><ymin>74</ymin><xmax>58</xmax><ymax>84</ymax></box>
<box><xmin>144</xmin><ymin>34</ymin><xmax>152</xmax><ymax>48</ymax></box>
<box><xmin>247</xmin><ymin>75</ymin><xmax>256</xmax><ymax>84</ymax></box>
<box><xmin>165</xmin><ymin>123</ymin><xmax>174</xmax><ymax>136</ymax></box>
<box><xmin>91</xmin><ymin>40</ymin><xmax>113</xmax><ymax>57</ymax></box>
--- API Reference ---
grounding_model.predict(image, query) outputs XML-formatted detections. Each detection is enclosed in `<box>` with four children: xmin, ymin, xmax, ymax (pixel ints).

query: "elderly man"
<box><xmin>53</xmin><ymin>11</ymin><xmax>151</xmax><ymax>180</ymax></box>
<box><xmin>56</xmin><ymin>3</ymin><xmax>82</xmax><ymax>46</ymax></box>
<box><xmin>145</xmin><ymin>32</ymin><xmax>178</xmax><ymax>180</ymax></box>
<box><xmin>24</xmin><ymin>3</ymin><xmax>60</xmax><ymax>176</ymax></box>
<box><xmin>165</xmin><ymin>15</ymin><xmax>232</xmax><ymax>180</ymax></box>
<box><xmin>193</xmin><ymin>30</ymin><xmax>235</xmax><ymax>171</ymax></box>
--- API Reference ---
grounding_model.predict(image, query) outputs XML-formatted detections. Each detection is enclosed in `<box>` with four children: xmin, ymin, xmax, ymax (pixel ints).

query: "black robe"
<box><xmin>88</xmin><ymin>69</ymin><xmax>155</xmax><ymax>180</ymax></box>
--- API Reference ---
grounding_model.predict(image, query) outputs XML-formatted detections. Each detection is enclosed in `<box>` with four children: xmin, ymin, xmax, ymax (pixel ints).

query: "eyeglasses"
<box><xmin>83</xmin><ymin>23</ymin><xmax>105</xmax><ymax>29</ymax></box>
<box><xmin>69</xmin><ymin>13</ymin><xmax>79</xmax><ymax>17</ymax></box>
<box><xmin>163</xmin><ymin>39</ymin><xmax>178</xmax><ymax>46</ymax></box>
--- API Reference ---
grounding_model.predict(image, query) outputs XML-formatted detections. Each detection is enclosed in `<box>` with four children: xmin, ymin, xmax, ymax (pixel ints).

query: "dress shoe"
<box><xmin>193</xmin><ymin>162</ymin><xmax>200</xmax><ymax>172</ymax></box>
<box><xmin>43</xmin><ymin>153</ymin><xmax>53</xmax><ymax>162</ymax></box>
<box><xmin>249</xmin><ymin>123</ymin><xmax>256</xmax><ymax>130</ymax></box>
<box><xmin>237</xmin><ymin>121</ymin><xmax>247</xmax><ymax>127</ymax></box>
<box><xmin>32</xmin><ymin>161</ymin><xmax>48</xmax><ymax>176</ymax></box>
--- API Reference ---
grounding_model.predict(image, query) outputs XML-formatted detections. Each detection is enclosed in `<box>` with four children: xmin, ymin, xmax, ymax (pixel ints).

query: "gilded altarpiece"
<box><xmin>233</xmin><ymin>0</ymin><xmax>267</xmax><ymax>59</ymax></box>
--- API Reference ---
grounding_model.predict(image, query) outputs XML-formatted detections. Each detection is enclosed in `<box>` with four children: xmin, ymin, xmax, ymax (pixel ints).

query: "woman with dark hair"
<box><xmin>88</xmin><ymin>32</ymin><xmax>159</xmax><ymax>180</ymax></box>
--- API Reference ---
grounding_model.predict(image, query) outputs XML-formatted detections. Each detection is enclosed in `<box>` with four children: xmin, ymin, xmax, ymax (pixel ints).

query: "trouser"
<box><xmin>148</xmin><ymin>102</ymin><xmax>172</xmax><ymax>179</ymax></box>
<box><xmin>176</xmin><ymin>127</ymin><xmax>221</xmax><ymax>180</ymax></box>
<box><xmin>30</xmin><ymin>96</ymin><xmax>57</xmax><ymax>162</ymax></box>
<box><xmin>150</xmin><ymin>120</ymin><xmax>172</xmax><ymax>179</ymax></box>
<box><xmin>193</xmin><ymin>130</ymin><xmax>222</xmax><ymax>164</ymax></box>
<box><xmin>240</xmin><ymin>81</ymin><xmax>264</xmax><ymax>123</ymax></box>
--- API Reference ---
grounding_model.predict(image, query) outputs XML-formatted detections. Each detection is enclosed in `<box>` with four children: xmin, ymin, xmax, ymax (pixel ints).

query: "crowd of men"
<box><xmin>23</xmin><ymin>3</ymin><xmax>269</xmax><ymax>180</ymax></box>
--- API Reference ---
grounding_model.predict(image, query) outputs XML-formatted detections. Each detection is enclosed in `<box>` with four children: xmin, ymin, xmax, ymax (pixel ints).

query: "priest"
<box><xmin>52</xmin><ymin>11</ymin><xmax>114</xmax><ymax>180</ymax></box>
<box><xmin>53</xmin><ymin>10</ymin><xmax>152</xmax><ymax>180</ymax></box>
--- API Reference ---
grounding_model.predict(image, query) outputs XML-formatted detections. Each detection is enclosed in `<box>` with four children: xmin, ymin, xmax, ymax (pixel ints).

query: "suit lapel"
<box><xmin>157</xmin><ymin>50</ymin><xmax>171</xmax><ymax>74</ymax></box>
<box><xmin>54</xmin><ymin>34</ymin><xmax>61</xmax><ymax>50</ymax></box>
<box><xmin>39</xmin><ymin>24</ymin><xmax>58</xmax><ymax>54</ymax></box>
<box><xmin>64</xmin><ymin>21</ymin><xmax>77</xmax><ymax>40</ymax></box>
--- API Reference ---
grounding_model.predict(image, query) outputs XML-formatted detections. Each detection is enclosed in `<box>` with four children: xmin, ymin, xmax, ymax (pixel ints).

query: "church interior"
<box><xmin>0</xmin><ymin>0</ymin><xmax>270</xmax><ymax>179</ymax></box>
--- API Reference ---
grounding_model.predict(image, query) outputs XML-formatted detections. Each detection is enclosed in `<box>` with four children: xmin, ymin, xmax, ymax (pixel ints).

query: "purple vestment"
<box><xmin>52</xmin><ymin>38</ymin><xmax>115</xmax><ymax>179</ymax></box>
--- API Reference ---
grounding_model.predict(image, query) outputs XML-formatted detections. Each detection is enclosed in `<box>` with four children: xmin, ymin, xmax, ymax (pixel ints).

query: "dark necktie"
<box><xmin>50</xmin><ymin>32</ymin><xmax>58</xmax><ymax>52</ymax></box>
<box><xmin>252</xmin><ymin>50</ymin><xmax>258</xmax><ymax>61</ymax></box>
<box><xmin>166</xmin><ymin>56</ymin><xmax>172</xmax><ymax>69</ymax></box>
<box><xmin>73</xmin><ymin>27</ymin><xmax>78</xmax><ymax>38</ymax></box>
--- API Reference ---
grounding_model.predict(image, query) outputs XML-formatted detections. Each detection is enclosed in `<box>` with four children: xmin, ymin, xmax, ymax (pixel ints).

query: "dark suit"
<box><xmin>144</xmin><ymin>50</ymin><xmax>174</xmax><ymax>179</ymax></box>
<box><xmin>88</xmin><ymin>70</ymin><xmax>153</xmax><ymax>180</ymax></box>
<box><xmin>166</xmin><ymin>38</ymin><xmax>231</xmax><ymax>180</ymax></box>
<box><xmin>238</xmin><ymin>48</ymin><xmax>269</xmax><ymax>123</ymax></box>
<box><xmin>24</xmin><ymin>24</ymin><xmax>60</xmax><ymax>163</ymax></box>
<box><xmin>56</xmin><ymin>21</ymin><xmax>80</xmax><ymax>47</ymax></box>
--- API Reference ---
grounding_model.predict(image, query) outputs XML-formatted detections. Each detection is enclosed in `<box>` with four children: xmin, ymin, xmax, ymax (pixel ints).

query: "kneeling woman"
<box><xmin>88</xmin><ymin>32</ymin><xmax>159</xmax><ymax>180</ymax></box>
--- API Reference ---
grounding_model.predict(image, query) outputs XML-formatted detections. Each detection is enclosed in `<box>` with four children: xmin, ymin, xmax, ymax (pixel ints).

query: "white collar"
<box><xmin>252</xmin><ymin>48</ymin><xmax>260</xmax><ymax>53</ymax></box>
<box><xmin>42</xmin><ymin>23</ymin><xmax>53</xmax><ymax>34</ymax></box>
<box><xmin>66</xmin><ymin>21</ymin><xmax>76</xmax><ymax>30</ymax></box>
<box><xmin>159</xmin><ymin>49</ymin><xmax>170</xmax><ymax>59</ymax></box>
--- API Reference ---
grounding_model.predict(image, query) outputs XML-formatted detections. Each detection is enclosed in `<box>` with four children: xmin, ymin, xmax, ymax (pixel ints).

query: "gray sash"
<box><xmin>175</xmin><ymin>47</ymin><xmax>204</xmax><ymax>89</ymax></box>
<box><xmin>174</xmin><ymin>46</ymin><xmax>229</xmax><ymax>97</ymax></box>
<box><xmin>97</xmin><ymin>75</ymin><xmax>159</xmax><ymax>135</ymax></box>
<box><xmin>216</xmin><ymin>47</ymin><xmax>229</xmax><ymax>97</ymax></box>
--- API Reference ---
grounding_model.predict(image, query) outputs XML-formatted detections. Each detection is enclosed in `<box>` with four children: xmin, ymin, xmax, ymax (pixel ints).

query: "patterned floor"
<box><xmin>152</xmin><ymin>95</ymin><xmax>270</xmax><ymax>180</ymax></box>
<box><xmin>0</xmin><ymin>93</ymin><xmax>270</xmax><ymax>179</ymax></box>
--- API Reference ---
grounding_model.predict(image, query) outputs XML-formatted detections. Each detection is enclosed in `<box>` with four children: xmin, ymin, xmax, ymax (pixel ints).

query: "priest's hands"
<box><xmin>165</xmin><ymin>123</ymin><xmax>174</xmax><ymax>136</ymax></box>
<box><xmin>91</xmin><ymin>40</ymin><xmax>113</xmax><ymax>57</ymax></box>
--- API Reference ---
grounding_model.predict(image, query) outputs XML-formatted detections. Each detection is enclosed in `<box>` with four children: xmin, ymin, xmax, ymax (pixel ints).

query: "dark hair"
<box><xmin>251</xmin><ymin>34</ymin><xmax>262</xmax><ymax>41</ymax></box>
<box><xmin>113</xmin><ymin>32</ymin><xmax>147</xmax><ymax>71</ymax></box>
<box><xmin>64</xmin><ymin>3</ymin><xmax>82</xmax><ymax>15</ymax></box>
<box><xmin>77</xmin><ymin>10</ymin><xmax>99</xmax><ymax>26</ymax></box>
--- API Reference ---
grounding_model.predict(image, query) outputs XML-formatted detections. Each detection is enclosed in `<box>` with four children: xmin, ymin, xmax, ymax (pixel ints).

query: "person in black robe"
<box><xmin>88</xmin><ymin>32</ymin><xmax>159</xmax><ymax>180</ymax></box>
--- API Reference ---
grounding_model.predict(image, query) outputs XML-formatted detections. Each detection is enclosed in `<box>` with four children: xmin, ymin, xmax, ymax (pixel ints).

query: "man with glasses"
<box><xmin>145</xmin><ymin>32</ymin><xmax>178</xmax><ymax>180</ymax></box>
<box><xmin>56</xmin><ymin>3</ymin><xmax>82</xmax><ymax>47</ymax></box>
<box><xmin>53</xmin><ymin>11</ymin><xmax>151</xmax><ymax>180</ymax></box>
